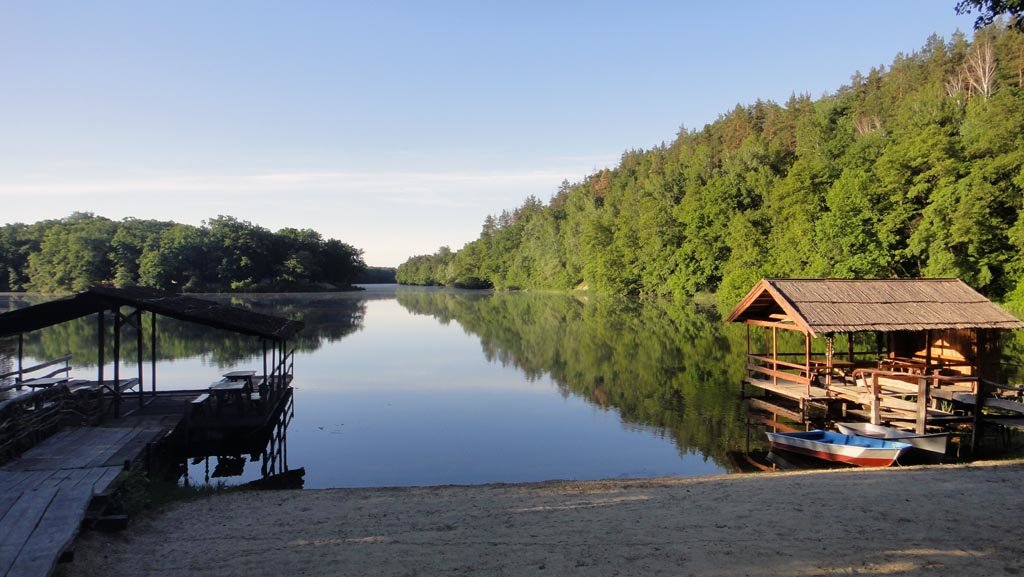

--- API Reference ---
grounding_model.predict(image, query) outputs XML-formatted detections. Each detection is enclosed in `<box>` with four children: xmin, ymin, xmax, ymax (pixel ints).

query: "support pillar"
<box><xmin>151</xmin><ymin>312</ymin><xmax>157</xmax><ymax>395</ymax></box>
<box><xmin>137</xmin><ymin>310</ymin><xmax>144</xmax><ymax>410</ymax></box>
<box><xmin>771</xmin><ymin>326</ymin><xmax>778</xmax><ymax>388</ymax></box>
<box><xmin>16</xmin><ymin>333</ymin><xmax>23</xmax><ymax>388</ymax></box>
<box><xmin>97</xmin><ymin>311</ymin><xmax>105</xmax><ymax>384</ymax></box>
<box><xmin>113</xmin><ymin>307</ymin><xmax>121</xmax><ymax>390</ymax></box>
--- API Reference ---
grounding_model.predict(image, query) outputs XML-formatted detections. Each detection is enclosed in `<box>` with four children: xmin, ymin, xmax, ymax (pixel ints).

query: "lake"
<box><xmin>0</xmin><ymin>286</ymin><xmax>759</xmax><ymax>488</ymax></box>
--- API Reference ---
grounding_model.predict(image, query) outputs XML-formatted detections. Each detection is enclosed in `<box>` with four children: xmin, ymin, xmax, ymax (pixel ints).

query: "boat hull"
<box><xmin>835</xmin><ymin>423</ymin><xmax>948</xmax><ymax>457</ymax></box>
<box><xmin>765</xmin><ymin>430</ymin><xmax>910</xmax><ymax>467</ymax></box>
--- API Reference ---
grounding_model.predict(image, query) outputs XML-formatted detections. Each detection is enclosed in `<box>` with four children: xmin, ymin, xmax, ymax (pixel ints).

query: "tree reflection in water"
<box><xmin>395</xmin><ymin>289</ymin><xmax>754</xmax><ymax>469</ymax></box>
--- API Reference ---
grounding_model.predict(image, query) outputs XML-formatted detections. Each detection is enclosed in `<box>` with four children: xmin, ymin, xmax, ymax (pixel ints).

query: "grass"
<box><xmin>108</xmin><ymin>469</ymin><xmax>237</xmax><ymax>517</ymax></box>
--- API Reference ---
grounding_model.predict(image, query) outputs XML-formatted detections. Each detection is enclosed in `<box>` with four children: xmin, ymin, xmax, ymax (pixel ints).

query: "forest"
<box><xmin>0</xmin><ymin>213</ymin><xmax>366</xmax><ymax>293</ymax></box>
<box><xmin>396</xmin><ymin>26</ymin><xmax>1024</xmax><ymax>312</ymax></box>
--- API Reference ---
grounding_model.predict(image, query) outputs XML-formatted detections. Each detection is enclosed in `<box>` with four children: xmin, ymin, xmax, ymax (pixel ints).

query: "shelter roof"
<box><xmin>725</xmin><ymin>278</ymin><xmax>1024</xmax><ymax>336</ymax></box>
<box><xmin>0</xmin><ymin>286</ymin><xmax>303</xmax><ymax>340</ymax></box>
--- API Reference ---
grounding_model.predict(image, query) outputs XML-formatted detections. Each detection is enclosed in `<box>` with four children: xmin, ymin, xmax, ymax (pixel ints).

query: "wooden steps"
<box><xmin>0</xmin><ymin>425</ymin><xmax>165</xmax><ymax>577</ymax></box>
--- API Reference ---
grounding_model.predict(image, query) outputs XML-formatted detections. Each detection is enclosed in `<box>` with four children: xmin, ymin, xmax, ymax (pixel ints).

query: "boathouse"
<box><xmin>726</xmin><ymin>278</ymin><xmax>1024</xmax><ymax>440</ymax></box>
<box><xmin>0</xmin><ymin>287</ymin><xmax>303</xmax><ymax>577</ymax></box>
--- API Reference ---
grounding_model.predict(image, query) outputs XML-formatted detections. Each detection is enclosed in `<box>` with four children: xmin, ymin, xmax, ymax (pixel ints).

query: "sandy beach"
<box><xmin>60</xmin><ymin>461</ymin><xmax>1024</xmax><ymax>577</ymax></box>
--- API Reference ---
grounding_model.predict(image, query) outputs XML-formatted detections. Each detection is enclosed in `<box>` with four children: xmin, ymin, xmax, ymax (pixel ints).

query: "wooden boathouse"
<box><xmin>0</xmin><ymin>286</ymin><xmax>302</xmax><ymax>577</ymax></box>
<box><xmin>727</xmin><ymin>278</ymin><xmax>1024</xmax><ymax>447</ymax></box>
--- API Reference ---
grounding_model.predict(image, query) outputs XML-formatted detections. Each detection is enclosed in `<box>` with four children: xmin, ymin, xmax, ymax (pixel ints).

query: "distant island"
<box><xmin>0</xmin><ymin>212</ymin><xmax>384</xmax><ymax>293</ymax></box>
<box><xmin>397</xmin><ymin>26</ymin><xmax>1024</xmax><ymax>311</ymax></box>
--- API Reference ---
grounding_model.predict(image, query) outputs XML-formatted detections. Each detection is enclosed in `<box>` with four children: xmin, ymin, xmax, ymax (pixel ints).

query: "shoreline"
<box><xmin>60</xmin><ymin>460</ymin><xmax>1024</xmax><ymax>577</ymax></box>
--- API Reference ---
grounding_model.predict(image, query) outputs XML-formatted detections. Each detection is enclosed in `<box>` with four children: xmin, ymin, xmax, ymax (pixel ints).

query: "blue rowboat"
<box><xmin>765</xmin><ymin>430</ymin><xmax>912</xmax><ymax>467</ymax></box>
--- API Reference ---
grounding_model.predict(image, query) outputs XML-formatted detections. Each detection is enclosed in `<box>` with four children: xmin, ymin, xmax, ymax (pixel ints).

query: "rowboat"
<box><xmin>835</xmin><ymin>422</ymin><xmax>948</xmax><ymax>458</ymax></box>
<box><xmin>765</xmin><ymin>430</ymin><xmax>911</xmax><ymax>467</ymax></box>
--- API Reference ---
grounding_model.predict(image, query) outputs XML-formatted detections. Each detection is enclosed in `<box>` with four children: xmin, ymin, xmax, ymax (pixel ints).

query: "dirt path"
<box><xmin>60</xmin><ymin>461</ymin><xmax>1024</xmax><ymax>577</ymax></box>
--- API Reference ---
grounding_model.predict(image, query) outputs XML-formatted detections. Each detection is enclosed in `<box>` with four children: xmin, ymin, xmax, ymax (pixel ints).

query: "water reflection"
<box><xmin>0</xmin><ymin>291</ymin><xmax>368</xmax><ymax>370</ymax></box>
<box><xmin>394</xmin><ymin>290</ymin><xmax>753</xmax><ymax>467</ymax></box>
<box><xmin>180</xmin><ymin>389</ymin><xmax>300</xmax><ymax>488</ymax></box>
<box><xmin>2</xmin><ymin>286</ymin><xmax>771</xmax><ymax>485</ymax></box>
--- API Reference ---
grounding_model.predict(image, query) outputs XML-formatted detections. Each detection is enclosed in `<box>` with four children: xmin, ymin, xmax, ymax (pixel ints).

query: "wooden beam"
<box><xmin>870</xmin><ymin>373</ymin><xmax>880</xmax><ymax>425</ymax></box>
<box><xmin>136</xmin><ymin>309</ymin><xmax>143</xmax><ymax>410</ymax></box>
<box><xmin>113</xmin><ymin>307</ymin><xmax>120</xmax><ymax>391</ymax></box>
<box><xmin>771</xmin><ymin>326</ymin><xmax>778</xmax><ymax>388</ymax></box>
<box><xmin>744</xmin><ymin>319</ymin><xmax>805</xmax><ymax>332</ymax></box>
<box><xmin>151</xmin><ymin>312</ymin><xmax>156</xmax><ymax>395</ymax></box>
<box><xmin>748</xmin><ymin>354</ymin><xmax>809</xmax><ymax>372</ymax></box>
<box><xmin>746</xmin><ymin>364</ymin><xmax>812</xmax><ymax>385</ymax></box>
<box><xmin>916</xmin><ymin>376</ymin><xmax>928</xmax><ymax>434</ymax></box>
<box><xmin>96</xmin><ymin>312</ymin><xmax>104</xmax><ymax>385</ymax></box>
<box><xmin>17</xmin><ymin>333</ymin><xmax>23</xmax><ymax>384</ymax></box>
<box><xmin>970</xmin><ymin>379</ymin><xmax>987</xmax><ymax>457</ymax></box>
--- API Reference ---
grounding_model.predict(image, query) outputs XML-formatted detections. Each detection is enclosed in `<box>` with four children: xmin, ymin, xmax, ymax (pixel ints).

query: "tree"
<box><xmin>955</xmin><ymin>0</ymin><xmax>1024</xmax><ymax>32</ymax></box>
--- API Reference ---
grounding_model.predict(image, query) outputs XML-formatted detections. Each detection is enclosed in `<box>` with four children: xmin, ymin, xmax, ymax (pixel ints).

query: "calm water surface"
<box><xmin>1</xmin><ymin>286</ymin><xmax>756</xmax><ymax>488</ymax></box>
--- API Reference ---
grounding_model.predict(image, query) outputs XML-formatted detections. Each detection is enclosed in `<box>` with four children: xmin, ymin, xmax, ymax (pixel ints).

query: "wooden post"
<box><xmin>113</xmin><ymin>308</ymin><xmax>121</xmax><ymax>390</ymax></box>
<box><xmin>971</xmin><ymin>330</ymin><xmax>989</xmax><ymax>454</ymax></box>
<box><xmin>16</xmin><ymin>333</ymin><xmax>23</xmax><ymax>384</ymax></box>
<box><xmin>137</xmin><ymin>310</ymin><xmax>144</xmax><ymax>410</ymax></box>
<box><xmin>971</xmin><ymin>377</ymin><xmax>986</xmax><ymax>455</ymax></box>
<box><xmin>916</xmin><ymin>376</ymin><xmax>928</xmax><ymax>434</ymax></box>
<box><xmin>925</xmin><ymin>330</ymin><xmax>933</xmax><ymax>372</ymax></box>
<box><xmin>825</xmin><ymin>336</ymin><xmax>834</xmax><ymax>389</ymax></box>
<box><xmin>870</xmin><ymin>373</ymin><xmax>880</xmax><ymax>425</ymax></box>
<box><xmin>151</xmin><ymin>312</ymin><xmax>157</xmax><ymax>395</ymax></box>
<box><xmin>14</xmin><ymin>332</ymin><xmax>23</xmax><ymax>389</ymax></box>
<box><xmin>804</xmin><ymin>332</ymin><xmax>811</xmax><ymax>397</ymax></box>
<box><xmin>771</xmin><ymin>326</ymin><xmax>778</xmax><ymax>388</ymax></box>
<box><xmin>847</xmin><ymin>333</ymin><xmax>854</xmax><ymax>362</ymax></box>
<box><xmin>97</xmin><ymin>311</ymin><xmax>105</xmax><ymax>385</ymax></box>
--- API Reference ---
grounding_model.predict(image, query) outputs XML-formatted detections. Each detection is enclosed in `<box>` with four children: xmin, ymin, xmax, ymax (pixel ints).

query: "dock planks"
<box><xmin>0</xmin><ymin>425</ymin><xmax>164</xmax><ymax>577</ymax></box>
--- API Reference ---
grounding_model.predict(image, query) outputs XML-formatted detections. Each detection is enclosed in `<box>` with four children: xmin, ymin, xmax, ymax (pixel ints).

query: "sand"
<box><xmin>60</xmin><ymin>461</ymin><xmax>1024</xmax><ymax>577</ymax></box>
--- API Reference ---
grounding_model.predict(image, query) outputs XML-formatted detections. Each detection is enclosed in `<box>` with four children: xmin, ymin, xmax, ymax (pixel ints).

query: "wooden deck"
<box><xmin>0</xmin><ymin>426</ymin><xmax>165</xmax><ymax>577</ymax></box>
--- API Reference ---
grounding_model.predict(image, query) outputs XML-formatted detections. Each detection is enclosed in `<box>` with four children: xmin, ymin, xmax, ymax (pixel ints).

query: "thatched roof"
<box><xmin>726</xmin><ymin>278</ymin><xmax>1024</xmax><ymax>336</ymax></box>
<box><xmin>0</xmin><ymin>286</ymin><xmax>303</xmax><ymax>340</ymax></box>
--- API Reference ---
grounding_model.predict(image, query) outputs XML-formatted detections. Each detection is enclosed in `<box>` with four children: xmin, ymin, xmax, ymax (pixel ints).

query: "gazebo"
<box><xmin>0</xmin><ymin>286</ymin><xmax>303</xmax><ymax>419</ymax></box>
<box><xmin>726</xmin><ymin>278</ymin><xmax>1024</xmax><ymax>438</ymax></box>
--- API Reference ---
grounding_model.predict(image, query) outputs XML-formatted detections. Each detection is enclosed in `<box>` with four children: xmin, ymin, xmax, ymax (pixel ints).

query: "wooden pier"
<box><xmin>0</xmin><ymin>286</ymin><xmax>304</xmax><ymax>577</ymax></box>
<box><xmin>728</xmin><ymin>279</ymin><xmax>1024</xmax><ymax>449</ymax></box>
<box><xmin>0</xmin><ymin>425</ymin><xmax>164</xmax><ymax>577</ymax></box>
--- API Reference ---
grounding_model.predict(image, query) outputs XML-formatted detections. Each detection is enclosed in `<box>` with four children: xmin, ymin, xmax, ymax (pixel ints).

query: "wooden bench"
<box><xmin>190</xmin><ymin>393</ymin><xmax>211</xmax><ymax>416</ymax></box>
<box><xmin>209</xmin><ymin>381</ymin><xmax>247</xmax><ymax>414</ymax></box>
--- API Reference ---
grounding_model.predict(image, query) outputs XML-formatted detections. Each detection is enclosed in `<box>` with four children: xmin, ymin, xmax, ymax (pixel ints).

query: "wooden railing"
<box><xmin>850</xmin><ymin>368</ymin><xmax>980</xmax><ymax>433</ymax></box>
<box><xmin>260</xmin><ymin>348</ymin><xmax>295</xmax><ymax>414</ymax></box>
<box><xmin>0</xmin><ymin>354</ymin><xmax>72</xmax><ymax>389</ymax></box>
<box><xmin>0</xmin><ymin>384</ymin><xmax>69</xmax><ymax>465</ymax></box>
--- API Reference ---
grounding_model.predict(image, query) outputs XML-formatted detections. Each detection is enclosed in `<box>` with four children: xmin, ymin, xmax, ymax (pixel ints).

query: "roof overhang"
<box><xmin>0</xmin><ymin>286</ymin><xmax>304</xmax><ymax>341</ymax></box>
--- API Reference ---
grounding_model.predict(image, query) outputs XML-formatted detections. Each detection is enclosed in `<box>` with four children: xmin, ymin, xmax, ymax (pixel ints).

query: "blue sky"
<box><xmin>0</xmin><ymin>1</ymin><xmax>977</xmax><ymax>266</ymax></box>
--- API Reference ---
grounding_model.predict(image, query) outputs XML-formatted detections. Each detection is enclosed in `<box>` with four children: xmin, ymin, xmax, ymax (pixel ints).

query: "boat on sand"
<box><xmin>835</xmin><ymin>422</ymin><xmax>948</xmax><ymax>459</ymax></box>
<box><xmin>765</xmin><ymin>430</ymin><xmax>911</xmax><ymax>467</ymax></box>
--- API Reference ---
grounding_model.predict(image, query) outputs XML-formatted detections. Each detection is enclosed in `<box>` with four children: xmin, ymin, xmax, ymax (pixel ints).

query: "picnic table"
<box><xmin>209</xmin><ymin>380</ymin><xmax>249</xmax><ymax>414</ymax></box>
<box><xmin>223</xmin><ymin>370</ymin><xmax>257</xmax><ymax>388</ymax></box>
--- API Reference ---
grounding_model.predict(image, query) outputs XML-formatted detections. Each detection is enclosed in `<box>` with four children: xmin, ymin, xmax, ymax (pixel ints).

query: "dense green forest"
<box><xmin>0</xmin><ymin>213</ymin><xmax>365</xmax><ymax>293</ymax></box>
<box><xmin>397</xmin><ymin>27</ymin><xmax>1024</xmax><ymax>311</ymax></box>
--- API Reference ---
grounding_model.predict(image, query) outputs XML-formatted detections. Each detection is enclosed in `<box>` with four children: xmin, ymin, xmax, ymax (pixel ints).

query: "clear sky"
<box><xmin>0</xmin><ymin>1</ymin><xmax>977</xmax><ymax>267</ymax></box>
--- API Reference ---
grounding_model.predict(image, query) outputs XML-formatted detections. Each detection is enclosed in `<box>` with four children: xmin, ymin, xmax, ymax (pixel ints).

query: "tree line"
<box><xmin>0</xmin><ymin>213</ymin><xmax>366</xmax><ymax>293</ymax></box>
<box><xmin>397</xmin><ymin>27</ymin><xmax>1024</xmax><ymax>311</ymax></box>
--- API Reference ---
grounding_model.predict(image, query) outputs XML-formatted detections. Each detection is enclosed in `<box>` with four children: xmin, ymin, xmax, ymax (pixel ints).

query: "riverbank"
<box><xmin>60</xmin><ymin>460</ymin><xmax>1024</xmax><ymax>577</ymax></box>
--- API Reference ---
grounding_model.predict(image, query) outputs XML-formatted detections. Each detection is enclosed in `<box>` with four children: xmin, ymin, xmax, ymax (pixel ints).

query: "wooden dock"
<box><xmin>0</xmin><ymin>426</ymin><xmax>165</xmax><ymax>577</ymax></box>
